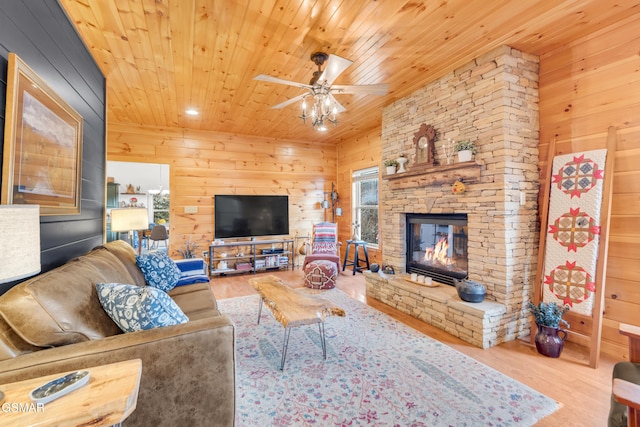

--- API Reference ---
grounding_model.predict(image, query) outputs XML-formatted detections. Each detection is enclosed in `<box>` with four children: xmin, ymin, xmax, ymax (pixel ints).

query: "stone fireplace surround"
<box><xmin>365</xmin><ymin>46</ymin><xmax>540</xmax><ymax>348</ymax></box>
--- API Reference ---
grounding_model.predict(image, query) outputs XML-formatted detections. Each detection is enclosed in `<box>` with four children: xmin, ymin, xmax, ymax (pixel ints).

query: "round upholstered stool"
<box><xmin>303</xmin><ymin>260</ymin><xmax>338</xmax><ymax>289</ymax></box>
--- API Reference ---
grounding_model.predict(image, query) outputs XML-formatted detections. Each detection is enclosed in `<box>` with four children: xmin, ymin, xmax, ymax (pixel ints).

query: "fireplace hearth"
<box><xmin>406</xmin><ymin>213</ymin><xmax>468</xmax><ymax>286</ymax></box>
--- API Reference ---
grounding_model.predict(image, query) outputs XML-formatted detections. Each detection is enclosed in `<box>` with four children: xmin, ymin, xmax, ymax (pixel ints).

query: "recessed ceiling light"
<box><xmin>185</xmin><ymin>109</ymin><xmax>199</xmax><ymax>116</ymax></box>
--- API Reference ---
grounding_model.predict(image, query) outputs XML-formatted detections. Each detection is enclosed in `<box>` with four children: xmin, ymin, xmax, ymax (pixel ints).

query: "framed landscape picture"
<box><xmin>1</xmin><ymin>53</ymin><xmax>83</xmax><ymax>215</ymax></box>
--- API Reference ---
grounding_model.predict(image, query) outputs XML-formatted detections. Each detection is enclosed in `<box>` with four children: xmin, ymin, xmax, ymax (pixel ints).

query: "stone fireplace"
<box><xmin>365</xmin><ymin>46</ymin><xmax>540</xmax><ymax>348</ymax></box>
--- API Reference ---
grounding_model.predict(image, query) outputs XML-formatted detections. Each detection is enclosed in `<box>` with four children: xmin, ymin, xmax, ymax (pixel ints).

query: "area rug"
<box><xmin>219</xmin><ymin>289</ymin><xmax>558</xmax><ymax>426</ymax></box>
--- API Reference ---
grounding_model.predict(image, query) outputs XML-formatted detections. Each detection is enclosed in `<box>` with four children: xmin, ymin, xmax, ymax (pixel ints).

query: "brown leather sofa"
<box><xmin>0</xmin><ymin>240</ymin><xmax>235</xmax><ymax>426</ymax></box>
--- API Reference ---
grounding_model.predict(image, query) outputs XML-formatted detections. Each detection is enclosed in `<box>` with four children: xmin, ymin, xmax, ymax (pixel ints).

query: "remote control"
<box><xmin>29</xmin><ymin>370</ymin><xmax>90</xmax><ymax>405</ymax></box>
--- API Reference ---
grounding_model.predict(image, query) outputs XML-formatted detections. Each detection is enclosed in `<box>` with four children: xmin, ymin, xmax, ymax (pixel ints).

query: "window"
<box><xmin>352</xmin><ymin>166</ymin><xmax>379</xmax><ymax>247</ymax></box>
<box><xmin>152</xmin><ymin>193</ymin><xmax>170</xmax><ymax>223</ymax></box>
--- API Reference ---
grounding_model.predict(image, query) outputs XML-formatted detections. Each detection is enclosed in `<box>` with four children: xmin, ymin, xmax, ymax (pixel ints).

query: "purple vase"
<box><xmin>534</xmin><ymin>324</ymin><xmax>568</xmax><ymax>358</ymax></box>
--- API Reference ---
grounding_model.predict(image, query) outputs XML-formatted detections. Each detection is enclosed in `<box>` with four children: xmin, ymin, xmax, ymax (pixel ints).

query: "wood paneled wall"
<box><xmin>538</xmin><ymin>14</ymin><xmax>640</xmax><ymax>360</ymax></box>
<box><xmin>107</xmin><ymin>123</ymin><xmax>336</xmax><ymax>256</ymax></box>
<box><xmin>336</xmin><ymin>127</ymin><xmax>383</xmax><ymax>266</ymax></box>
<box><xmin>0</xmin><ymin>1</ymin><xmax>106</xmax><ymax>294</ymax></box>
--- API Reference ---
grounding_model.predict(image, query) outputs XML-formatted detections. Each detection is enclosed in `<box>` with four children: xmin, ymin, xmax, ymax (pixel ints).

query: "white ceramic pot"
<box><xmin>396</xmin><ymin>157</ymin><xmax>408</xmax><ymax>173</ymax></box>
<box><xmin>457</xmin><ymin>150</ymin><xmax>473</xmax><ymax>162</ymax></box>
<box><xmin>386</xmin><ymin>165</ymin><xmax>396</xmax><ymax>175</ymax></box>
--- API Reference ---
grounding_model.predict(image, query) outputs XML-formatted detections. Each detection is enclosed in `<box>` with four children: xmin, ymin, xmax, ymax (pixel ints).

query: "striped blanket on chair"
<box><xmin>312</xmin><ymin>222</ymin><xmax>337</xmax><ymax>254</ymax></box>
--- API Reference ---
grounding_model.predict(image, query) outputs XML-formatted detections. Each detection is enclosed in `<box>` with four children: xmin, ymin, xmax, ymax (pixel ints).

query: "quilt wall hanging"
<box><xmin>542</xmin><ymin>149</ymin><xmax>607</xmax><ymax>316</ymax></box>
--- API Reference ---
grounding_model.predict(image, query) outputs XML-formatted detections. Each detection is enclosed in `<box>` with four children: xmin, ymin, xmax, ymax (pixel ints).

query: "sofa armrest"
<box><xmin>0</xmin><ymin>316</ymin><xmax>235</xmax><ymax>427</ymax></box>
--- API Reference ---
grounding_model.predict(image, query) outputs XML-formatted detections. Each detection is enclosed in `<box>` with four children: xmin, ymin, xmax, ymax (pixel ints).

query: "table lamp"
<box><xmin>0</xmin><ymin>205</ymin><xmax>41</xmax><ymax>284</ymax></box>
<box><xmin>110</xmin><ymin>207</ymin><xmax>149</xmax><ymax>254</ymax></box>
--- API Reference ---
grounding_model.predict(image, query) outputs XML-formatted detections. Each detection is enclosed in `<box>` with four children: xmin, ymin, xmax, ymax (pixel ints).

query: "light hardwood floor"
<box><xmin>210</xmin><ymin>268</ymin><xmax>619</xmax><ymax>426</ymax></box>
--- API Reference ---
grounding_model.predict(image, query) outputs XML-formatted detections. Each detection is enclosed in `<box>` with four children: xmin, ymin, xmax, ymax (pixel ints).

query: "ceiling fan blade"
<box><xmin>270</xmin><ymin>93</ymin><xmax>307</xmax><ymax>110</ymax></box>
<box><xmin>331</xmin><ymin>83</ymin><xmax>389</xmax><ymax>96</ymax></box>
<box><xmin>328</xmin><ymin>94</ymin><xmax>347</xmax><ymax>113</ymax></box>
<box><xmin>319</xmin><ymin>54</ymin><xmax>353</xmax><ymax>85</ymax></box>
<box><xmin>254</xmin><ymin>74</ymin><xmax>313</xmax><ymax>89</ymax></box>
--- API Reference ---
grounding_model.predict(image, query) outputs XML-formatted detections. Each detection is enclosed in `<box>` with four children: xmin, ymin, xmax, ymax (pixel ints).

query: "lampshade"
<box><xmin>0</xmin><ymin>205</ymin><xmax>41</xmax><ymax>284</ymax></box>
<box><xmin>110</xmin><ymin>208</ymin><xmax>148</xmax><ymax>232</ymax></box>
<box><xmin>321</xmin><ymin>200</ymin><xmax>330</xmax><ymax>209</ymax></box>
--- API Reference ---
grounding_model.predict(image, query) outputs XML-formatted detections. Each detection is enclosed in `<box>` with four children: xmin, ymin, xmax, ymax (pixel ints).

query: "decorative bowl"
<box><xmin>382</xmin><ymin>265</ymin><xmax>395</xmax><ymax>274</ymax></box>
<box><xmin>453</xmin><ymin>278</ymin><xmax>486</xmax><ymax>303</ymax></box>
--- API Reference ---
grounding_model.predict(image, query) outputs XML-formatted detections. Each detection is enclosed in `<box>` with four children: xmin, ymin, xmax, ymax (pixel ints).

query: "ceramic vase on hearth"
<box><xmin>534</xmin><ymin>324</ymin><xmax>567</xmax><ymax>358</ymax></box>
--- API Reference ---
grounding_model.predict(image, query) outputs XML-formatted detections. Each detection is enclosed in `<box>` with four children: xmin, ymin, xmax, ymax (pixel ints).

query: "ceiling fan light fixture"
<box><xmin>300</xmin><ymin>91</ymin><xmax>337</xmax><ymax>131</ymax></box>
<box><xmin>256</xmin><ymin>51</ymin><xmax>387</xmax><ymax>132</ymax></box>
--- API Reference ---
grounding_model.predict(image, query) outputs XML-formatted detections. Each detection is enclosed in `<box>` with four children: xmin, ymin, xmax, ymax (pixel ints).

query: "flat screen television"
<box><xmin>214</xmin><ymin>195</ymin><xmax>289</xmax><ymax>239</ymax></box>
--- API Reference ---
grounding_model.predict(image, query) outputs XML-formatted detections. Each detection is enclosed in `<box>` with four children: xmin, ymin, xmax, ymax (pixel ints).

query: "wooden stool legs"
<box><xmin>342</xmin><ymin>240</ymin><xmax>370</xmax><ymax>275</ymax></box>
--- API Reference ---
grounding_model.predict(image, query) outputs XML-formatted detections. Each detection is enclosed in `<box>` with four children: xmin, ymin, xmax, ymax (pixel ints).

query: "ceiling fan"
<box><xmin>253</xmin><ymin>52</ymin><xmax>388</xmax><ymax>131</ymax></box>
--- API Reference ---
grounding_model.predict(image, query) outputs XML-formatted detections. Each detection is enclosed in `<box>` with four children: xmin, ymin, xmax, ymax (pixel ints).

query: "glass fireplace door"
<box><xmin>406</xmin><ymin>213</ymin><xmax>468</xmax><ymax>285</ymax></box>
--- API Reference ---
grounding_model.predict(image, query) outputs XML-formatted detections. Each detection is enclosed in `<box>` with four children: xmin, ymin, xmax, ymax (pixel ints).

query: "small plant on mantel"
<box><xmin>383</xmin><ymin>159</ymin><xmax>398</xmax><ymax>167</ymax></box>
<box><xmin>453</xmin><ymin>139</ymin><xmax>476</xmax><ymax>154</ymax></box>
<box><xmin>528</xmin><ymin>301</ymin><xmax>570</xmax><ymax>329</ymax></box>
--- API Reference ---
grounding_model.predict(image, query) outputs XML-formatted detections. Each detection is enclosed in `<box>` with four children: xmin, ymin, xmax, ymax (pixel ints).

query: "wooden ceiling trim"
<box><xmin>235</xmin><ymin>1</ymin><xmax>326</xmax><ymax>123</ymax></box>
<box><xmin>145</xmin><ymin>0</ymin><xmax>180</xmax><ymax>128</ymax></box>
<box><xmin>107</xmin><ymin>0</ymin><xmax>150</xmax><ymax>121</ymax></box>
<box><xmin>540</xmin><ymin>14</ymin><xmax>640</xmax><ymax>77</ymax></box>
<box><xmin>244</xmin><ymin>1</ymin><xmax>336</xmax><ymax>134</ymax></box>
<box><xmin>512</xmin><ymin>1</ymin><xmax>640</xmax><ymax>55</ymax></box>
<box><xmin>167</xmin><ymin>0</ymin><xmax>195</xmax><ymax>128</ymax></box>
<box><xmin>220</xmin><ymin>1</ymin><xmax>293</xmax><ymax>127</ymax></box>
<box><xmin>188</xmin><ymin>1</ymin><xmax>228</xmax><ymax>130</ymax></box>
<box><xmin>210</xmin><ymin>4</ymin><xmax>261</xmax><ymax>125</ymax></box>
<box><xmin>63</xmin><ymin>0</ymin><xmax>137</xmax><ymax>124</ymax></box>
<box><xmin>59</xmin><ymin>0</ymin><xmax>640</xmax><ymax>143</ymax></box>
<box><xmin>120</xmin><ymin>0</ymin><xmax>166</xmax><ymax>127</ymax></box>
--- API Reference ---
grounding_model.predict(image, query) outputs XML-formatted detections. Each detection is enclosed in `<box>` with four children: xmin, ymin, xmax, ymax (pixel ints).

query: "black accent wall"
<box><xmin>0</xmin><ymin>1</ymin><xmax>106</xmax><ymax>294</ymax></box>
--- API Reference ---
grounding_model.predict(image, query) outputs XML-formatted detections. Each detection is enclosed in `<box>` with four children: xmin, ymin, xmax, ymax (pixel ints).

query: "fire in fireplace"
<box><xmin>406</xmin><ymin>213</ymin><xmax>468</xmax><ymax>286</ymax></box>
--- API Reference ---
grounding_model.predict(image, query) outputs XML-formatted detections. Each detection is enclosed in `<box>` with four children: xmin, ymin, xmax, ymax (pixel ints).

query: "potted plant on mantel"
<box><xmin>528</xmin><ymin>301</ymin><xmax>570</xmax><ymax>358</ymax></box>
<box><xmin>454</xmin><ymin>140</ymin><xmax>476</xmax><ymax>162</ymax></box>
<box><xmin>384</xmin><ymin>159</ymin><xmax>398</xmax><ymax>175</ymax></box>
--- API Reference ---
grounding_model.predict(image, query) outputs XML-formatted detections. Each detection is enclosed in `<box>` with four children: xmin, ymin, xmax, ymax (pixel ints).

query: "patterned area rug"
<box><xmin>219</xmin><ymin>289</ymin><xmax>558</xmax><ymax>426</ymax></box>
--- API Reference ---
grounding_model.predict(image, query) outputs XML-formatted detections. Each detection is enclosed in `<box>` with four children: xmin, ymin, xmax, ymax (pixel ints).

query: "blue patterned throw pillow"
<box><xmin>136</xmin><ymin>253</ymin><xmax>181</xmax><ymax>292</ymax></box>
<box><xmin>96</xmin><ymin>283</ymin><xmax>188</xmax><ymax>332</ymax></box>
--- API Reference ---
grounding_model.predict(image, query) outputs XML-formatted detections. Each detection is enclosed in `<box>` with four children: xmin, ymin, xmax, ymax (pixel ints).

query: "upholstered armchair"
<box><xmin>609</xmin><ymin>323</ymin><xmax>640</xmax><ymax>427</ymax></box>
<box><xmin>302</xmin><ymin>222</ymin><xmax>341</xmax><ymax>271</ymax></box>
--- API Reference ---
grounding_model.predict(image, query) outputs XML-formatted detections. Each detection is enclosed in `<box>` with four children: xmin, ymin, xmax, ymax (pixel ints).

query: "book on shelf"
<box><xmin>236</xmin><ymin>262</ymin><xmax>252</xmax><ymax>270</ymax></box>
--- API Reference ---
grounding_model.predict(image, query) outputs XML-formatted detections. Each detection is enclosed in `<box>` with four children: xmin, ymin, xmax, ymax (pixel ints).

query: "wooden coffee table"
<box><xmin>0</xmin><ymin>359</ymin><xmax>141</xmax><ymax>426</ymax></box>
<box><xmin>248</xmin><ymin>275</ymin><xmax>345</xmax><ymax>370</ymax></box>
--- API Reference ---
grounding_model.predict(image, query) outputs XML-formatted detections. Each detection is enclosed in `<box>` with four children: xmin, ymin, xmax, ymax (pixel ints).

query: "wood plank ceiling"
<box><xmin>59</xmin><ymin>0</ymin><xmax>640</xmax><ymax>143</ymax></box>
